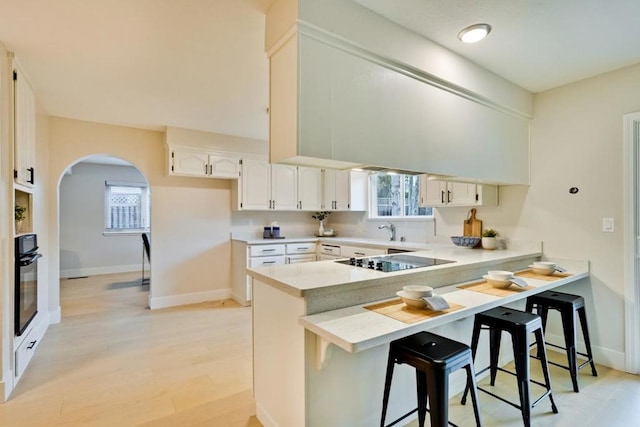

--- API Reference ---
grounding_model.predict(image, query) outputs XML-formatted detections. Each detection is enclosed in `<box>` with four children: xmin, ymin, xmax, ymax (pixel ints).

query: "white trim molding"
<box><xmin>148</xmin><ymin>288</ymin><xmax>232</xmax><ymax>310</ymax></box>
<box><xmin>60</xmin><ymin>264</ymin><xmax>146</xmax><ymax>279</ymax></box>
<box><xmin>623</xmin><ymin>111</ymin><xmax>640</xmax><ymax>374</ymax></box>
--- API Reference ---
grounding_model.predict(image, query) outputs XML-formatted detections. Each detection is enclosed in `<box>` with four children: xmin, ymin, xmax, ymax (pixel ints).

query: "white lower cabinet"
<box><xmin>15</xmin><ymin>317</ymin><xmax>47</xmax><ymax>380</ymax></box>
<box><xmin>286</xmin><ymin>242</ymin><xmax>317</xmax><ymax>263</ymax></box>
<box><xmin>340</xmin><ymin>245</ymin><xmax>386</xmax><ymax>258</ymax></box>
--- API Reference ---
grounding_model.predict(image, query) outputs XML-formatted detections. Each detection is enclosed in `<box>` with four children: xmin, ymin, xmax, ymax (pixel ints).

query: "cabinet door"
<box><xmin>14</xmin><ymin>65</ymin><xmax>36</xmax><ymax>187</ymax></box>
<box><xmin>297</xmin><ymin>167</ymin><xmax>322</xmax><ymax>211</ymax></box>
<box><xmin>241</xmin><ymin>158</ymin><xmax>271</xmax><ymax>210</ymax></box>
<box><xmin>171</xmin><ymin>148</ymin><xmax>209</xmax><ymax>177</ymax></box>
<box><xmin>209</xmin><ymin>154</ymin><xmax>240</xmax><ymax>179</ymax></box>
<box><xmin>334</xmin><ymin>170</ymin><xmax>351</xmax><ymax>210</ymax></box>
<box><xmin>419</xmin><ymin>176</ymin><xmax>447</xmax><ymax>207</ymax></box>
<box><xmin>271</xmin><ymin>164</ymin><xmax>298</xmax><ymax>210</ymax></box>
<box><xmin>448</xmin><ymin>182</ymin><xmax>478</xmax><ymax>206</ymax></box>
<box><xmin>322</xmin><ymin>169</ymin><xmax>336</xmax><ymax>210</ymax></box>
<box><xmin>349</xmin><ymin>170</ymin><xmax>368</xmax><ymax>211</ymax></box>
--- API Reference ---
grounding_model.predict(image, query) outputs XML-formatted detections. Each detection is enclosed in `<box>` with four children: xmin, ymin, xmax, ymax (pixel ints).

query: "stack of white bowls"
<box><xmin>397</xmin><ymin>285</ymin><xmax>433</xmax><ymax>308</ymax></box>
<box><xmin>482</xmin><ymin>270</ymin><xmax>515</xmax><ymax>288</ymax></box>
<box><xmin>529</xmin><ymin>261</ymin><xmax>557</xmax><ymax>275</ymax></box>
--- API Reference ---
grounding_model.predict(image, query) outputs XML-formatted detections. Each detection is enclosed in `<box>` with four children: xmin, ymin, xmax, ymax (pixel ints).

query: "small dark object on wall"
<box><xmin>569</xmin><ymin>187</ymin><xmax>579</xmax><ymax>194</ymax></box>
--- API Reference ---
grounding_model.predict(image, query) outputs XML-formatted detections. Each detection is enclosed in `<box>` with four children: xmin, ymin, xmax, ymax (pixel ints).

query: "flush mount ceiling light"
<box><xmin>458</xmin><ymin>23</ymin><xmax>492</xmax><ymax>43</ymax></box>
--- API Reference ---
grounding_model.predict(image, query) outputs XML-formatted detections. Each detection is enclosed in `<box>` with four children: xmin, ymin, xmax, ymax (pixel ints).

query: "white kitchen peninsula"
<box><xmin>247</xmin><ymin>243</ymin><xmax>590</xmax><ymax>427</ymax></box>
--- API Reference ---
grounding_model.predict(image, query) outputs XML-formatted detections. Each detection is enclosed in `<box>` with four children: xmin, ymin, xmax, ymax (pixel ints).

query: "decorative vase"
<box><xmin>318</xmin><ymin>220</ymin><xmax>325</xmax><ymax>236</ymax></box>
<box><xmin>482</xmin><ymin>237</ymin><xmax>497</xmax><ymax>250</ymax></box>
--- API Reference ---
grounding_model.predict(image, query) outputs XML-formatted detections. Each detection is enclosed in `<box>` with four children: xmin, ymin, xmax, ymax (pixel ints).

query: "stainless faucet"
<box><xmin>378</xmin><ymin>222</ymin><xmax>396</xmax><ymax>241</ymax></box>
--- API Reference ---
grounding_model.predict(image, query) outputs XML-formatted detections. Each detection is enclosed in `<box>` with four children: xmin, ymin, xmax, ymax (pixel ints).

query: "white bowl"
<box><xmin>487</xmin><ymin>270</ymin><xmax>514</xmax><ymax>281</ymax></box>
<box><xmin>533</xmin><ymin>261</ymin><xmax>556</xmax><ymax>269</ymax></box>
<box><xmin>529</xmin><ymin>265</ymin><xmax>555</xmax><ymax>276</ymax></box>
<box><xmin>483</xmin><ymin>275</ymin><xmax>513</xmax><ymax>289</ymax></box>
<box><xmin>402</xmin><ymin>285</ymin><xmax>433</xmax><ymax>299</ymax></box>
<box><xmin>396</xmin><ymin>291</ymin><xmax>427</xmax><ymax>309</ymax></box>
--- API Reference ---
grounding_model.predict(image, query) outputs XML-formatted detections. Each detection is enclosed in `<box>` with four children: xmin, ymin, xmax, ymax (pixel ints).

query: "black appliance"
<box><xmin>335</xmin><ymin>254</ymin><xmax>454</xmax><ymax>272</ymax></box>
<box><xmin>15</xmin><ymin>234</ymin><xmax>41</xmax><ymax>336</ymax></box>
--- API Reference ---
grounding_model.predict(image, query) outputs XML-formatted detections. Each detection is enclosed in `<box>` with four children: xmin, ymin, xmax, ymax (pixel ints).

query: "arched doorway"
<box><xmin>57</xmin><ymin>154</ymin><xmax>151</xmax><ymax>316</ymax></box>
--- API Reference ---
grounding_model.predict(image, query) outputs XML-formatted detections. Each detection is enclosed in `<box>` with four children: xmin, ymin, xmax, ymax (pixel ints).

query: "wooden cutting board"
<box><xmin>463</xmin><ymin>208</ymin><xmax>482</xmax><ymax>237</ymax></box>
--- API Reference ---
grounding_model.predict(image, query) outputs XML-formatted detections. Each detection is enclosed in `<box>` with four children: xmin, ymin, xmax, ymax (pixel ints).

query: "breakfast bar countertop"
<box><xmin>299</xmin><ymin>258</ymin><xmax>589</xmax><ymax>354</ymax></box>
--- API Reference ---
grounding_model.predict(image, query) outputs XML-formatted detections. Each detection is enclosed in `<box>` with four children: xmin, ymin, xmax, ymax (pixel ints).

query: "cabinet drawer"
<box><xmin>286</xmin><ymin>254</ymin><xmax>316</xmax><ymax>263</ymax></box>
<box><xmin>286</xmin><ymin>243</ymin><xmax>316</xmax><ymax>254</ymax></box>
<box><xmin>249</xmin><ymin>255</ymin><xmax>286</xmax><ymax>268</ymax></box>
<box><xmin>15</xmin><ymin>319</ymin><xmax>46</xmax><ymax>379</ymax></box>
<box><xmin>319</xmin><ymin>244</ymin><xmax>341</xmax><ymax>256</ymax></box>
<box><xmin>249</xmin><ymin>244</ymin><xmax>285</xmax><ymax>257</ymax></box>
<box><xmin>340</xmin><ymin>245</ymin><xmax>386</xmax><ymax>258</ymax></box>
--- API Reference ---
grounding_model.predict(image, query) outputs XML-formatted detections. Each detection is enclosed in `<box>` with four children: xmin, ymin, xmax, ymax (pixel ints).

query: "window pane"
<box><xmin>106</xmin><ymin>185</ymin><xmax>148</xmax><ymax>230</ymax></box>
<box><xmin>371</xmin><ymin>173</ymin><xmax>432</xmax><ymax>218</ymax></box>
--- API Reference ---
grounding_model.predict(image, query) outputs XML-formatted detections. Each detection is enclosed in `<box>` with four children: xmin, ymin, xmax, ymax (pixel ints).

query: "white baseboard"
<box><xmin>545</xmin><ymin>332</ymin><xmax>626</xmax><ymax>371</ymax></box>
<box><xmin>60</xmin><ymin>264</ymin><xmax>148</xmax><ymax>279</ymax></box>
<box><xmin>1</xmin><ymin>368</ymin><xmax>14</xmax><ymax>402</ymax></box>
<box><xmin>148</xmin><ymin>288</ymin><xmax>232</xmax><ymax>310</ymax></box>
<box><xmin>256</xmin><ymin>402</ymin><xmax>280</xmax><ymax>427</ymax></box>
<box><xmin>49</xmin><ymin>306</ymin><xmax>61</xmax><ymax>324</ymax></box>
<box><xmin>230</xmin><ymin>292</ymin><xmax>251</xmax><ymax>307</ymax></box>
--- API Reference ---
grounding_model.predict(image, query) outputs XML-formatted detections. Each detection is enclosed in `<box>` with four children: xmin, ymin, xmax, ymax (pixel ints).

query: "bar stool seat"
<box><xmin>380</xmin><ymin>331</ymin><xmax>482</xmax><ymax>427</ymax></box>
<box><xmin>526</xmin><ymin>290</ymin><xmax>598</xmax><ymax>392</ymax></box>
<box><xmin>461</xmin><ymin>306</ymin><xmax>558</xmax><ymax>427</ymax></box>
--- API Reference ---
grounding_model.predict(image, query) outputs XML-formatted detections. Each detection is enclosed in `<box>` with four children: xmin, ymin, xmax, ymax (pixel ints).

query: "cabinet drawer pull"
<box><xmin>262</xmin><ymin>261</ymin><xmax>276</xmax><ymax>265</ymax></box>
<box><xmin>441</xmin><ymin>190</ymin><xmax>445</xmax><ymax>204</ymax></box>
<box><xmin>28</xmin><ymin>167</ymin><xmax>35</xmax><ymax>184</ymax></box>
<box><xmin>447</xmin><ymin>190</ymin><xmax>451</xmax><ymax>203</ymax></box>
<box><xmin>296</xmin><ymin>247</ymin><xmax>310</xmax><ymax>251</ymax></box>
<box><xmin>261</xmin><ymin>249</ymin><xmax>276</xmax><ymax>252</ymax></box>
<box><xmin>354</xmin><ymin>252</ymin><xmax>365</xmax><ymax>256</ymax></box>
<box><xmin>27</xmin><ymin>340</ymin><xmax>37</xmax><ymax>350</ymax></box>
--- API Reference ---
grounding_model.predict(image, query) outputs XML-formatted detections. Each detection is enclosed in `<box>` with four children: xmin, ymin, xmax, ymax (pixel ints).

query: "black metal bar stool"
<box><xmin>380</xmin><ymin>331</ymin><xmax>482</xmax><ymax>427</ymax></box>
<box><xmin>525</xmin><ymin>290</ymin><xmax>598</xmax><ymax>392</ymax></box>
<box><xmin>461</xmin><ymin>307</ymin><xmax>558</xmax><ymax>427</ymax></box>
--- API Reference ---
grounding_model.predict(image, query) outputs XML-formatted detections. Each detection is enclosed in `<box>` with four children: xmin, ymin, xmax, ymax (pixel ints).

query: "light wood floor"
<box><xmin>0</xmin><ymin>272</ymin><xmax>261</xmax><ymax>426</ymax></box>
<box><xmin>1</xmin><ymin>272</ymin><xmax>639</xmax><ymax>426</ymax></box>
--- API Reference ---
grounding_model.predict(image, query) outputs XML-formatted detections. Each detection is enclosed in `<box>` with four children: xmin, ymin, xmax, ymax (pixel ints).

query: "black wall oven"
<box><xmin>15</xmin><ymin>234</ymin><xmax>41</xmax><ymax>336</ymax></box>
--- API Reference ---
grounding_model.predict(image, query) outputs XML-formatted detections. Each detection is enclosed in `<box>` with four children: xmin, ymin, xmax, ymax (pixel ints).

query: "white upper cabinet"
<box><xmin>297</xmin><ymin>166</ymin><xmax>322</xmax><ymax>211</ymax></box>
<box><xmin>169</xmin><ymin>146</ymin><xmax>240</xmax><ymax>179</ymax></box>
<box><xmin>237</xmin><ymin>159</ymin><xmax>321</xmax><ymax>211</ymax></box>
<box><xmin>13</xmin><ymin>63</ymin><xmax>36</xmax><ymax>187</ymax></box>
<box><xmin>419</xmin><ymin>175</ymin><xmax>497</xmax><ymax>207</ymax></box>
<box><xmin>266</xmin><ymin>24</ymin><xmax>531</xmax><ymax>185</ymax></box>
<box><xmin>322</xmin><ymin>169</ymin><xmax>349</xmax><ymax>210</ymax></box>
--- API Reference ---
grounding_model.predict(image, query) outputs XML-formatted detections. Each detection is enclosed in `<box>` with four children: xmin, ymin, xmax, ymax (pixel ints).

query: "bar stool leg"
<box><xmin>536</xmin><ymin>306</ymin><xmax>549</xmax><ymax>359</ymax></box>
<box><xmin>380</xmin><ymin>350</ymin><xmax>396</xmax><ymax>427</ymax></box>
<box><xmin>511</xmin><ymin>332</ymin><xmax>532</xmax><ymax>427</ymax></box>
<box><xmin>461</xmin><ymin>320</ymin><xmax>482</xmax><ymax>405</ymax></box>
<box><xmin>465</xmin><ymin>363</ymin><xmax>483</xmax><ymax>427</ymax></box>
<box><xmin>416</xmin><ymin>370</ymin><xmax>428</xmax><ymax>427</ymax></box>
<box><xmin>489</xmin><ymin>328</ymin><xmax>502</xmax><ymax>386</ymax></box>
<box><xmin>425</xmin><ymin>368</ymin><xmax>448</xmax><ymax>427</ymax></box>
<box><xmin>560</xmin><ymin>308</ymin><xmax>580</xmax><ymax>392</ymax></box>
<box><xmin>535</xmin><ymin>329</ymin><xmax>559</xmax><ymax>414</ymax></box>
<box><xmin>578</xmin><ymin>307</ymin><xmax>599</xmax><ymax>377</ymax></box>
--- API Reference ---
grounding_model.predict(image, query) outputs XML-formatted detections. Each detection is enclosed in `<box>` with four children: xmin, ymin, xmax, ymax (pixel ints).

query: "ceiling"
<box><xmin>1</xmin><ymin>0</ymin><xmax>639</xmax><ymax>143</ymax></box>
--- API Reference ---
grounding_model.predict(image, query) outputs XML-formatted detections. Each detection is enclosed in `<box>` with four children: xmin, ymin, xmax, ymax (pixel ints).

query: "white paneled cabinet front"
<box><xmin>238</xmin><ymin>158</ymin><xmax>322</xmax><ymax>211</ymax></box>
<box><xmin>13</xmin><ymin>63</ymin><xmax>36</xmax><ymax>187</ymax></box>
<box><xmin>169</xmin><ymin>146</ymin><xmax>240</xmax><ymax>179</ymax></box>
<box><xmin>419</xmin><ymin>175</ymin><xmax>497</xmax><ymax>207</ymax></box>
<box><xmin>322</xmin><ymin>169</ymin><xmax>349</xmax><ymax>210</ymax></box>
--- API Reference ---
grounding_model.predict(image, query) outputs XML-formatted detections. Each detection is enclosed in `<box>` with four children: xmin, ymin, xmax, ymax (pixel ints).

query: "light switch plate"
<box><xmin>602</xmin><ymin>217</ymin><xmax>614</xmax><ymax>232</ymax></box>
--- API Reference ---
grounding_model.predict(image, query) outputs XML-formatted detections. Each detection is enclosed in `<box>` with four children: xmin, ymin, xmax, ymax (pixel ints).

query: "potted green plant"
<box><xmin>15</xmin><ymin>204</ymin><xmax>26</xmax><ymax>234</ymax></box>
<box><xmin>481</xmin><ymin>228</ymin><xmax>498</xmax><ymax>250</ymax></box>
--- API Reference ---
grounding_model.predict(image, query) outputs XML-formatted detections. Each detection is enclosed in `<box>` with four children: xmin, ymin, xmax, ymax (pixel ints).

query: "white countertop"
<box><xmin>247</xmin><ymin>244</ymin><xmax>542</xmax><ymax>297</ymax></box>
<box><xmin>299</xmin><ymin>259</ymin><xmax>589</xmax><ymax>354</ymax></box>
<box><xmin>231</xmin><ymin>233</ymin><xmax>433</xmax><ymax>250</ymax></box>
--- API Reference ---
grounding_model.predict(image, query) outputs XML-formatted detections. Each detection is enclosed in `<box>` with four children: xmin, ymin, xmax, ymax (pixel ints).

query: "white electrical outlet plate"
<box><xmin>602</xmin><ymin>217</ymin><xmax>614</xmax><ymax>232</ymax></box>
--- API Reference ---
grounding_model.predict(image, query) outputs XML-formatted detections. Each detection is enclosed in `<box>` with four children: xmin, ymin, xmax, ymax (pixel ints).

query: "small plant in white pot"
<box><xmin>481</xmin><ymin>228</ymin><xmax>498</xmax><ymax>250</ymax></box>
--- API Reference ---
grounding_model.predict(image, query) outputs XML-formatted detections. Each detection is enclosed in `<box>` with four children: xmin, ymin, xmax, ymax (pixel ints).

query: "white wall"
<box><xmin>48</xmin><ymin>117</ymin><xmax>266</xmax><ymax>311</ymax></box>
<box><xmin>59</xmin><ymin>162</ymin><xmax>147</xmax><ymax>278</ymax></box>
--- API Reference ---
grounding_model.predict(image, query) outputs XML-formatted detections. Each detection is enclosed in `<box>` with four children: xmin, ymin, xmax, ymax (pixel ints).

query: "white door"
<box><xmin>334</xmin><ymin>170</ymin><xmax>351</xmax><ymax>210</ymax></box>
<box><xmin>14</xmin><ymin>64</ymin><xmax>36</xmax><ymax>186</ymax></box>
<box><xmin>209</xmin><ymin>154</ymin><xmax>239</xmax><ymax>179</ymax></box>
<box><xmin>322</xmin><ymin>169</ymin><xmax>337</xmax><ymax>210</ymax></box>
<box><xmin>420</xmin><ymin>176</ymin><xmax>446</xmax><ymax>207</ymax></box>
<box><xmin>172</xmin><ymin>149</ymin><xmax>209</xmax><ymax>177</ymax></box>
<box><xmin>448</xmin><ymin>182</ymin><xmax>477</xmax><ymax>206</ymax></box>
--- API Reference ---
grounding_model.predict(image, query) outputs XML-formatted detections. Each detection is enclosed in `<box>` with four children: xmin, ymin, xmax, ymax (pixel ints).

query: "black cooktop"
<box><xmin>335</xmin><ymin>254</ymin><xmax>454</xmax><ymax>272</ymax></box>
